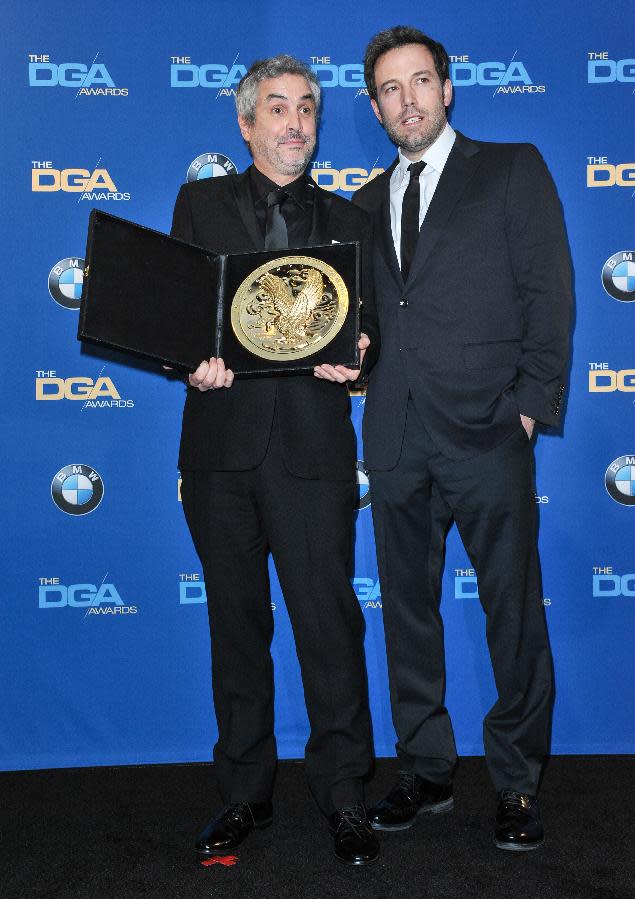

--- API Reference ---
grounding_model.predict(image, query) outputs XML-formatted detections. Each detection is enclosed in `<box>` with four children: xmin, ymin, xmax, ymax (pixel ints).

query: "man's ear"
<box><xmin>237</xmin><ymin>115</ymin><xmax>252</xmax><ymax>142</ymax></box>
<box><xmin>442</xmin><ymin>79</ymin><xmax>453</xmax><ymax>109</ymax></box>
<box><xmin>370</xmin><ymin>98</ymin><xmax>383</xmax><ymax>125</ymax></box>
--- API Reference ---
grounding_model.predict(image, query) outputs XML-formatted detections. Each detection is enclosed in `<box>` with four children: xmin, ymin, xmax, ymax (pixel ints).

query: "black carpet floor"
<box><xmin>1</xmin><ymin>756</ymin><xmax>631</xmax><ymax>899</ymax></box>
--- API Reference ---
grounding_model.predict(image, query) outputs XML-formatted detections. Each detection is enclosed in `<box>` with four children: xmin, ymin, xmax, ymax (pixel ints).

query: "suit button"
<box><xmin>399</xmin><ymin>299</ymin><xmax>408</xmax><ymax>307</ymax></box>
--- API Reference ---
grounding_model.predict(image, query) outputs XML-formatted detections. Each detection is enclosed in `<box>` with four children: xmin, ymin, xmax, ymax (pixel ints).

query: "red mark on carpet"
<box><xmin>200</xmin><ymin>855</ymin><xmax>238</xmax><ymax>867</ymax></box>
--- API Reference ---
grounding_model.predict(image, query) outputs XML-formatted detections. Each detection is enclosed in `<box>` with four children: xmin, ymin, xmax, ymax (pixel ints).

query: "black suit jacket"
<box><xmin>171</xmin><ymin>168</ymin><xmax>374</xmax><ymax>479</ymax></box>
<box><xmin>353</xmin><ymin>131</ymin><xmax>572</xmax><ymax>466</ymax></box>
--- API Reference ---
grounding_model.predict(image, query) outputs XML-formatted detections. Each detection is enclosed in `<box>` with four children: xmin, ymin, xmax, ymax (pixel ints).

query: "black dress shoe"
<box><xmin>368</xmin><ymin>771</ymin><xmax>454</xmax><ymax>831</ymax></box>
<box><xmin>330</xmin><ymin>805</ymin><xmax>380</xmax><ymax>865</ymax></box>
<box><xmin>195</xmin><ymin>801</ymin><xmax>273</xmax><ymax>855</ymax></box>
<box><xmin>495</xmin><ymin>790</ymin><xmax>544</xmax><ymax>851</ymax></box>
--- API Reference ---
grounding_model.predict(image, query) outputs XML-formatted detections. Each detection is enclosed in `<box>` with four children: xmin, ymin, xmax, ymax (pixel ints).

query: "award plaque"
<box><xmin>78</xmin><ymin>210</ymin><xmax>360</xmax><ymax>376</ymax></box>
<box><xmin>231</xmin><ymin>255</ymin><xmax>349</xmax><ymax>362</ymax></box>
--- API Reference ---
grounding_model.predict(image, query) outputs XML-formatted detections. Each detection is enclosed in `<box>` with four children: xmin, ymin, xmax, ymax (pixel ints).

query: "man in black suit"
<box><xmin>170</xmin><ymin>54</ymin><xmax>379</xmax><ymax>865</ymax></box>
<box><xmin>351</xmin><ymin>26</ymin><xmax>572</xmax><ymax>850</ymax></box>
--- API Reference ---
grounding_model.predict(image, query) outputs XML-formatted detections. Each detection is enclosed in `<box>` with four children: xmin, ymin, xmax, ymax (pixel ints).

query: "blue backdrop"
<box><xmin>2</xmin><ymin>0</ymin><xmax>633</xmax><ymax>771</ymax></box>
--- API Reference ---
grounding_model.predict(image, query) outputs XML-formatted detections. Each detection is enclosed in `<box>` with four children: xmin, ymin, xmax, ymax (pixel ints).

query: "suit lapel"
<box><xmin>308</xmin><ymin>181</ymin><xmax>333</xmax><ymax>244</ymax></box>
<box><xmin>375</xmin><ymin>160</ymin><xmax>403</xmax><ymax>288</ymax></box>
<box><xmin>230</xmin><ymin>168</ymin><xmax>263</xmax><ymax>250</ymax></box>
<box><xmin>406</xmin><ymin>133</ymin><xmax>481</xmax><ymax>285</ymax></box>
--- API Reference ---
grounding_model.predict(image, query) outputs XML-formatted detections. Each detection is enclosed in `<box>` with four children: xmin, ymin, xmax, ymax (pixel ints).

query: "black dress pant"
<box><xmin>370</xmin><ymin>397</ymin><xmax>553</xmax><ymax>794</ymax></box>
<box><xmin>181</xmin><ymin>413</ymin><xmax>372</xmax><ymax>816</ymax></box>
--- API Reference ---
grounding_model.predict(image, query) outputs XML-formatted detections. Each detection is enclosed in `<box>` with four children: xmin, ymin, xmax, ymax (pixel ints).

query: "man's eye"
<box><xmin>272</xmin><ymin>106</ymin><xmax>283</xmax><ymax>114</ymax></box>
<box><xmin>301</xmin><ymin>106</ymin><xmax>313</xmax><ymax>114</ymax></box>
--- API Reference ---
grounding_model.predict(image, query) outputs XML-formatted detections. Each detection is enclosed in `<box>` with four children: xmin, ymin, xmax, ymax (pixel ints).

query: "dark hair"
<box><xmin>236</xmin><ymin>54</ymin><xmax>320</xmax><ymax>124</ymax></box>
<box><xmin>363</xmin><ymin>25</ymin><xmax>450</xmax><ymax>100</ymax></box>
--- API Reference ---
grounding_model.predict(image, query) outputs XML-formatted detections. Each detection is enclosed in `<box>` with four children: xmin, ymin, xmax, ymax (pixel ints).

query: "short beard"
<box><xmin>381</xmin><ymin>104</ymin><xmax>446</xmax><ymax>155</ymax></box>
<box><xmin>250</xmin><ymin>133</ymin><xmax>315</xmax><ymax>178</ymax></box>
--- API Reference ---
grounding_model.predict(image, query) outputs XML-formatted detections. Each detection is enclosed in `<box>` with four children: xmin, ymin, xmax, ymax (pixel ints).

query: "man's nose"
<box><xmin>402</xmin><ymin>84</ymin><xmax>416</xmax><ymax>108</ymax></box>
<box><xmin>286</xmin><ymin>107</ymin><xmax>304</xmax><ymax>133</ymax></box>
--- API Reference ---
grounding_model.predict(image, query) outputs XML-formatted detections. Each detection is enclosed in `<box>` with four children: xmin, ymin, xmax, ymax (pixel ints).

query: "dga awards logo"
<box><xmin>587</xmin><ymin>53</ymin><xmax>635</xmax><ymax>84</ymax></box>
<box><xmin>31</xmin><ymin>161</ymin><xmax>130</xmax><ymax>201</ymax></box>
<box><xmin>170</xmin><ymin>54</ymin><xmax>367</xmax><ymax>95</ymax></box>
<box><xmin>352</xmin><ymin>577</ymin><xmax>382</xmax><ymax>610</ymax></box>
<box><xmin>28</xmin><ymin>53</ymin><xmax>128</xmax><ymax>96</ymax></box>
<box><xmin>449</xmin><ymin>53</ymin><xmax>545</xmax><ymax>93</ymax></box>
<box><xmin>602</xmin><ymin>252</ymin><xmax>635</xmax><ymax>302</ymax></box>
<box><xmin>587</xmin><ymin>157</ymin><xmax>635</xmax><ymax>189</ymax></box>
<box><xmin>179</xmin><ymin>573</ymin><xmax>206</xmax><ymax>604</ymax></box>
<box><xmin>454</xmin><ymin>568</ymin><xmax>479</xmax><ymax>598</ymax></box>
<box><xmin>311</xmin><ymin>161</ymin><xmax>383</xmax><ymax>193</ymax></box>
<box><xmin>36</xmin><ymin>370</ymin><xmax>134</xmax><ymax>408</ymax></box>
<box><xmin>38</xmin><ymin>577</ymin><xmax>137</xmax><ymax>614</ymax></box>
<box><xmin>588</xmin><ymin>363</ymin><xmax>635</xmax><ymax>393</ymax></box>
<box><xmin>356</xmin><ymin>461</ymin><xmax>371</xmax><ymax>510</ymax></box>
<box><xmin>308</xmin><ymin>57</ymin><xmax>365</xmax><ymax>93</ymax></box>
<box><xmin>605</xmin><ymin>456</ymin><xmax>635</xmax><ymax>506</ymax></box>
<box><xmin>170</xmin><ymin>55</ymin><xmax>245</xmax><ymax>94</ymax></box>
<box><xmin>186</xmin><ymin>153</ymin><xmax>237</xmax><ymax>182</ymax></box>
<box><xmin>51</xmin><ymin>464</ymin><xmax>104</xmax><ymax>515</ymax></box>
<box><xmin>454</xmin><ymin>567</ymin><xmax>551</xmax><ymax>605</ymax></box>
<box><xmin>177</xmin><ymin>571</ymin><xmax>275</xmax><ymax>611</ymax></box>
<box><xmin>592</xmin><ymin>566</ymin><xmax>635</xmax><ymax>597</ymax></box>
<box><xmin>48</xmin><ymin>257</ymin><xmax>84</xmax><ymax>309</ymax></box>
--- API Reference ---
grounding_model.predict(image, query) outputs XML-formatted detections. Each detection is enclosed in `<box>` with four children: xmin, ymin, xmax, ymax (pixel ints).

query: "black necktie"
<box><xmin>400</xmin><ymin>161</ymin><xmax>426</xmax><ymax>282</ymax></box>
<box><xmin>265</xmin><ymin>188</ymin><xmax>289</xmax><ymax>250</ymax></box>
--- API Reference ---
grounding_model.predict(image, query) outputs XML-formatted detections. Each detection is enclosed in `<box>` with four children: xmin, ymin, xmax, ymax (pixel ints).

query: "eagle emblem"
<box><xmin>231</xmin><ymin>255</ymin><xmax>349</xmax><ymax>361</ymax></box>
<box><xmin>247</xmin><ymin>266</ymin><xmax>337</xmax><ymax>348</ymax></box>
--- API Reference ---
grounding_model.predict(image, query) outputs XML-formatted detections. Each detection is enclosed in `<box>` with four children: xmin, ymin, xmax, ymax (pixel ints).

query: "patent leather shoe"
<box><xmin>195</xmin><ymin>801</ymin><xmax>273</xmax><ymax>854</ymax></box>
<box><xmin>330</xmin><ymin>805</ymin><xmax>379</xmax><ymax>865</ymax></box>
<box><xmin>368</xmin><ymin>771</ymin><xmax>454</xmax><ymax>831</ymax></box>
<box><xmin>495</xmin><ymin>790</ymin><xmax>544</xmax><ymax>851</ymax></box>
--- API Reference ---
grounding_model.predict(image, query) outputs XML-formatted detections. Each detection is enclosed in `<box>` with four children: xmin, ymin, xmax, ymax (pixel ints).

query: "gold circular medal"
<box><xmin>231</xmin><ymin>255</ymin><xmax>349</xmax><ymax>361</ymax></box>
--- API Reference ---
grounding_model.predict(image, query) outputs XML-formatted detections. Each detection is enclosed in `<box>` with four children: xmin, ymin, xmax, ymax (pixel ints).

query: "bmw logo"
<box><xmin>186</xmin><ymin>152</ymin><xmax>238</xmax><ymax>183</ymax></box>
<box><xmin>51</xmin><ymin>464</ymin><xmax>104</xmax><ymax>515</ymax></box>
<box><xmin>601</xmin><ymin>251</ymin><xmax>635</xmax><ymax>303</ymax></box>
<box><xmin>605</xmin><ymin>455</ymin><xmax>635</xmax><ymax>506</ymax></box>
<box><xmin>356</xmin><ymin>460</ymin><xmax>371</xmax><ymax>510</ymax></box>
<box><xmin>48</xmin><ymin>257</ymin><xmax>85</xmax><ymax>310</ymax></box>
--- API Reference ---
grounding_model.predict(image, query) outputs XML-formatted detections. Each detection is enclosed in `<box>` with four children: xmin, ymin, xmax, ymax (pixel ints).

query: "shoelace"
<box><xmin>337</xmin><ymin>804</ymin><xmax>368</xmax><ymax>833</ymax></box>
<box><xmin>398</xmin><ymin>771</ymin><xmax>418</xmax><ymax>795</ymax></box>
<box><xmin>386</xmin><ymin>770</ymin><xmax>421</xmax><ymax>803</ymax></box>
<box><xmin>500</xmin><ymin>790</ymin><xmax>531</xmax><ymax>810</ymax></box>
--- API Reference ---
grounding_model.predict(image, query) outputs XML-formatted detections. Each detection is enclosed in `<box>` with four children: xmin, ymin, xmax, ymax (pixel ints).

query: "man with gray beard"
<box><xmin>170</xmin><ymin>54</ymin><xmax>379</xmax><ymax>865</ymax></box>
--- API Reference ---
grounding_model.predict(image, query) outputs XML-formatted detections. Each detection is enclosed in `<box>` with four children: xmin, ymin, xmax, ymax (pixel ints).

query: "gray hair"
<box><xmin>236</xmin><ymin>54</ymin><xmax>321</xmax><ymax>124</ymax></box>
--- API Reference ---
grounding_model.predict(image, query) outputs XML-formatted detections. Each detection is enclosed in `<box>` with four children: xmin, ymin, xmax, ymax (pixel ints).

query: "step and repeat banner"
<box><xmin>2</xmin><ymin>0</ymin><xmax>633</xmax><ymax>770</ymax></box>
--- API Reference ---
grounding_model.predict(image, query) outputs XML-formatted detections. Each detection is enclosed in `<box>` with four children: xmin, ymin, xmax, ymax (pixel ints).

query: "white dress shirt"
<box><xmin>389</xmin><ymin>122</ymin><xmax>457</xmax><ymax>261</ymax></box>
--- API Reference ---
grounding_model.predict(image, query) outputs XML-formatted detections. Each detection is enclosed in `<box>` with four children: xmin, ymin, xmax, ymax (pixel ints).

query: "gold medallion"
<box><xmin>230</xmin><ymin>255</ymin><xmax>349</xmax><ymax>361</ymax></box>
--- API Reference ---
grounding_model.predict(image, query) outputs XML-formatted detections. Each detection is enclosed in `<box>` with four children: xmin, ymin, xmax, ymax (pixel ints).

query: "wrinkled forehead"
<box><xmin>256</xmin><ymin>73</ymin><xmax>314</xmax><ymax>105</ymax></box>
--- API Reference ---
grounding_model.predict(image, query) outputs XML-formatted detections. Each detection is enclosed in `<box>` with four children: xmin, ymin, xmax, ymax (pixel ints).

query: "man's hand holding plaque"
<box><xmin>189</xmin><ymin>357</ymin><xmax>235</xmax><ymax>391</ymax></box>
<box><xmin>313</xmin><ymin>333</ymin><xmax>370</xmax><ymax>383</ymax></box>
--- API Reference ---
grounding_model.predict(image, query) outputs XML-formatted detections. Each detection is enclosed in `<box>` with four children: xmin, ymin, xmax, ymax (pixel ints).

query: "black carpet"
<box><xmin>2</xmin><ymin>756</ymin><xmax>631</xmax><ymax>898</ymax></box>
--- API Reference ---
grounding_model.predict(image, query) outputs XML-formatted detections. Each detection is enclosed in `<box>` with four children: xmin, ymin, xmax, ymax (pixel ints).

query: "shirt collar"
<box><xmin>396</xmin><ymin>121</ymin><xmax>456</xmax><ymax>180</ymax></box>
<box><xmin>250</xmin><ymin>164</ymin><xmax>311</xmax><ymax>208</ymax></box>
